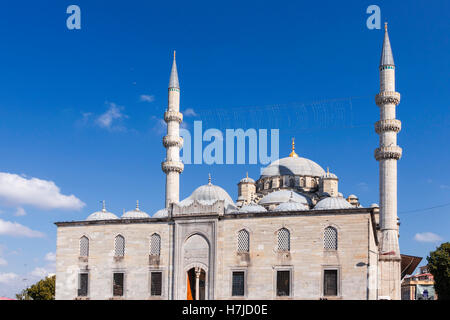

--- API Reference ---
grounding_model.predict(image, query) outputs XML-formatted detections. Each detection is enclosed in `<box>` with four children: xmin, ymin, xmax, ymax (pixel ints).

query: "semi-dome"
<box><xmin>122</xmin><ymin>201</ymin><xmax>150</xmax><ymax>219</ymax></box>
<box><xmin>86</xmin><ymin>201</ymin><xmax>119</xmax><ymax>221</ymax></box>
<box><xmin>274</xmin><ymin>201</ymin><xmax>309</xmax><ymax>212</ymax></box>
<box><xmin>153</xmin><ymin>208</ymin><xmax>168</xmax><ymax>218</ymax></box>
<box><xmin>179</xmin><ymin>177</ymin><xmax>237</xmax><ymax>211</ymax></box>
<box><xmin>314</xmin><ymin>196</ymin><xmax>353</xmax><ymax>210</ymax></box>
<box><xmin>259</xmin><ymin>190</ymin><xmax>309</xmax><ymax>206</ymax></box>
<box><xmin>239</xmin><ymin>202</ymin><xmax>267</xmax><ymax>213</ymax></box>
<box><xmin>260</xmin><ymin>156</ymin><xmax>325</xmax><ymax>178</ymax></box>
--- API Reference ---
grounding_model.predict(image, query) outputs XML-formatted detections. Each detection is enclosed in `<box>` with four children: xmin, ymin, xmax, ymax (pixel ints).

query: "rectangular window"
<box><xmin>150</xmin><ymin>272</ymin><xmax>162</xmax><ymax>296</ymax></box>
<box><xmin>113</xmin><ymin>273</ymin><xmax>124</xmax><ymax>296</ymax></box>
<box><xmin>324</xmin><ymin>270</ymin><xmax>338</xmax><ymax>296</ymax></box>
<box><xmin>276</xmin><ymin>270</ymin><xmax>290</xmax><ymax>296</ymax></box>
<box><xmin>78</xmin><ymin>273</ymin><xmax>88</xmax><ymax>297</ymax></box>
<box><xmin>232</xmin><ymin>271</ymin><xmax>245</xmax><ymax>296</ymax></box>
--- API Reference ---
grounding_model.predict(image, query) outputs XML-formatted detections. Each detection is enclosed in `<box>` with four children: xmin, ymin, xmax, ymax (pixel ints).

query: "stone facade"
<box><xmin>55</xmin><ymin>207</ymin><xmax>379</xmax><ymax>300</ymax></box>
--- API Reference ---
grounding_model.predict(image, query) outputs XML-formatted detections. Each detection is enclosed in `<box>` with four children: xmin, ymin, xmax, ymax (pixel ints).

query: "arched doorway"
<box><xmin>186</xmin><ymin>267</ymin><xmax>206</xmax><ymax>300</ymax></box>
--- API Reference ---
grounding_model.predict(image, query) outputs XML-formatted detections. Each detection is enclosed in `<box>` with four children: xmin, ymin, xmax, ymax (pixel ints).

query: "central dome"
<box><xmin>260</xmin><ymin>156</ymin><xmax>325</xmax><ymax>178</ymax></box>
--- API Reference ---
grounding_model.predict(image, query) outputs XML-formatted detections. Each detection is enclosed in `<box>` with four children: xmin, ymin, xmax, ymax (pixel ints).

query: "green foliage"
<box><xmin>427</xmin><ymin>242</ymin><xmax>450</xmax><ymax>300</ymax></box>
<box><xmin>15</xmin><ymin>275</ymin><xmax>55</xmax><ymax>300</ymax></box>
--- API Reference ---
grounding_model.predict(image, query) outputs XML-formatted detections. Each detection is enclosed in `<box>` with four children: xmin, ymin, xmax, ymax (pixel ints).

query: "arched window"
<box><xmin>324</xmin><ymin>227</ymin><xmax>338</xmax><ymax>250</ymax></box>
<box><xmin>150</xmin><ymin>233</ymin><xmax>161</xmax><ymax>256</ymax></box>
<box><xmin>277</xmin><ymin>228</ymin><xmax>290</xmax><ymax>251</ymax></box>
<box><xmin>80</xmin><ymin>236</ymin><xmax>89</xmax><ymax>257</ymax></box>
<box><xmin>237</xmin><ymin>229</ymin><xmax>250</xmax><ymax>253</ymax></box>
<box><xmin>114</xmin><ymin>235</ymin><xmax>125</xmax><ymax>257</ymax></box>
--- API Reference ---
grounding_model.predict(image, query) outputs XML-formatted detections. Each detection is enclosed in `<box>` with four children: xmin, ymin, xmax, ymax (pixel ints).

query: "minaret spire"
<box><xmin>375</xmin><ymin>24</ymin><xmax>402</xmax><ymax>300</ymax></box>
<box><xmin>162</xmin><ymin>51</ymin><xmax>184</xmax><ymax>208</ymax></box>
<box><xmin>380</xmin><ymin>22</ymin><xmax>395</xmax><ymax>67</ymax></box>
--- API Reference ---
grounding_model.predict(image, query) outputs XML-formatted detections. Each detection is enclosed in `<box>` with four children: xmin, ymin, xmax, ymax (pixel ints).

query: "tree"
<box><xmin>427</xmin><ymin>242</ymin><xmax>450</xmax><ymax>300</ymax></box>
<box><xmin>16</xmin><ymin>275</ymin><xmax>55</xmax><ymax>300</ymax></box>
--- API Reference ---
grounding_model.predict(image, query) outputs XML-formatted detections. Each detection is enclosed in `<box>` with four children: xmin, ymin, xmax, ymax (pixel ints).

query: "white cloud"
<box><xmin>44</xmin><ymin>252</ymin><xmax>56</xmax><ymax>262</ymax></box>
<box><xmin>0</xmin><ymin>172</ymin><xmax>85</xmax><ymax>211</ymax></box>
<box><xmin>414</xmin><ymin>232</ymin><xmax>443</xmax><ymax>243</ymax></box>
<box><xmin>183</xmin><ymin>108</ymin><xmax>197</xmax><ymax>117</ymax></box>
<box><xmin>14</xmin><ymin>207</ymin><xmax>26</xmax><ymax>217</ymax></box>
<box><xmin>0</xmin><ymin>219</ymin><xmax>45</xmax><ymax>238</ymax></box>
<box><xmin>0</xmin><ymin>272</ymin><xmax>18</xmax><ymax>284</ymax></box>
<box><xmin>0</xmin><ymin>257</ymin><xmax>6</xmax><ymax>266</ymax></box>
<box><xmin>152</xmin><ymin>117</ymin><xmax>167</xmax><ymax>135</ymax></box>
<box><xmin>140</xmin><ymin>94</ymin><xmax>155</xmax><ymax>102</ymax></box>
<box><xmin>30</xmin><ymin>267</ymin><xmax>50</xmax><ymax>278</ymax></box>
<box><xmin>96</xmin><ymin>102</ymin><xmax>127</xmax><ymax>130</ymax></box>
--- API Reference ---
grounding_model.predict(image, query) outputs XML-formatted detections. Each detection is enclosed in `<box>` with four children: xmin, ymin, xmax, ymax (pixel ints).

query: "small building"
<box><xmin>401</xmin><ymin>265</ymin><xmax>438</xmax><ymax>300</ymax></box>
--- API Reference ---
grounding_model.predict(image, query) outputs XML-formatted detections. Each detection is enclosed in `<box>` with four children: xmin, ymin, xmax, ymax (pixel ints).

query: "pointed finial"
<box><xmin>289</xmin><ymin>137</ymin><xmax>299</xmax><ymax>157</ymax></box>
<box><xmin>327</xmin><ymin>167</ymin><xmax>330</xmax><ymax>174</ymax></box>
<box><xmin>246</xmin><ymin>172</ymin><xmax>248</xmax><ymax>179</ymax></box>
<box><xmin>174</xmin><ymin>50</ymin><xmax>176</xmax><ymax>59</ymax></box>
<box><xmin>384</xmin><ymin>22</ymin><xmax>388</xmax><ymax>31</ymax></box>
<box><xmin>136</xmin><ymin>200</ymin><xmax>140</xmax><ymax>211</ymax></box>
<box><xmin>101</xmin><ymin>200</ymin><xmax>106</xmax><ymax>212</ymax></box>
<box><xmin>208</xmin><ymin>173</ymin><xmax>211</xmax><ymax>185</ymax></box>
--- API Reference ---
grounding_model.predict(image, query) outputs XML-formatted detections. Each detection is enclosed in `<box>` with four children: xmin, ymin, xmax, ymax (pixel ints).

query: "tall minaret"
<box><xmin>162</xmin><ymin>51</ymin><xmax>184</xmax><ymax>208</ymax></box>
<box><xmin>375</xmin><ymin>23</ymin><xmax>402</xmax><ymax>300</ymax></box>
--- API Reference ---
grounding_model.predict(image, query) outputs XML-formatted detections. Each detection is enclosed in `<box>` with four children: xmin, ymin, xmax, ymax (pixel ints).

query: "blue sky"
<box><xmin>0</xmin><ymin>0</ymin><xmax>449</xmax><ymax>297</ymax></box>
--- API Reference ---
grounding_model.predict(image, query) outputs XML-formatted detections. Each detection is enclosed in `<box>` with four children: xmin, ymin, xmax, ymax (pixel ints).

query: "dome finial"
<box><xmin>289</xmin><ymin>137</ymin><xmax>299</xmax><ymax>157</ymax></box>
<box><xmin>208</xmin><ymin>173</ymin><xmax>211</xmax><ymax>185</ymax></box>
<box><xmin>136</xmin><ymin>200</ymin><xmax>140</xmax><ymax>211</ymax></box>
<box><xmin>327</xmin><ymin>167</ymin><xmax>330</xmax><ymax>174</ymax></box>
<box><xmin>246</xmin><ymin>172</ymin><xmax>248</xmax><ymax>178</ymax></box>
<box><xmin>384</xmin><ymin>22</ymin><xmax>388</xmax><ymax>31</ymax></box>
<box><xmin>102</xmin><ymin>200</ymin><xmax>106</xmax><ymax>212</ymax></box>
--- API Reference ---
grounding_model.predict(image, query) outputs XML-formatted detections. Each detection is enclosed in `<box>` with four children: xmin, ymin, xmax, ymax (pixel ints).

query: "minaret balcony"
<box><xmin>163</xmin><ymin>135</ymin><xmax>183</xmax><ymax>148</ymax></box>
<box><xmin>374</xmin><ymin>145</ymin><xmax>402</xmax><ymax>161</ymax></box>
<box><xmin>164</xmin><ymin>111</ymin><xmax>183</xmax><ymax>123</ymax></box>
<box><xmin>375</xmin><ymin>91</ymin><xmax>400</xmax><ymax>106</ymax></box>
<box><xmin>375</xmin><ymin>119</ymin><xmax>402</xmax><ymax>134</ymax></box>
<box><xmin>161</xmin><ymin>160</ymin><xmax>184</xmax><ymax>173</ymax></box>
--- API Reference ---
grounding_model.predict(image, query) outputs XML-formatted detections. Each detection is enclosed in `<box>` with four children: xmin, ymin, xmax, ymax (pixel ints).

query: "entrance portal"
<box><xmin>186</xmin><ymin>267</ymin><xmax>206</xmax><ymax>300</ymax></box>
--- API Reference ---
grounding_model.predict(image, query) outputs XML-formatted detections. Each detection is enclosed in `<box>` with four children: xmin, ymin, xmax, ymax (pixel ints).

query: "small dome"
<box><xmin>122</xmin><ymin>201</ymin><xmax>150</xmax><ymax>219</ymax></box>
<box><xmin>153</xmin><ymin>208</ymin><xmax>168</xmax><ymax>218</ymax></box>
<box><xmin>370</xmin><ymin>203</ymin><xmax>379</xmax><ymax>208</ymax></box>
<box><xmin>239</xmin><ymin>172</ymin><xmax>255</xmax><ymax>184</ymax></box>
<box><xmin>314</xmin><ymin>197</ymin><xmax>353</xmax><ymax>210</ymax></box>
<box><xmin>348</xmin><ymin>194</ymin><xmax>358</xmax><ymax>199</ymax></box>
<box><xmin>239</xmin><ymin>202</ymin><xmax>267</xmax><ymax>213</ymax></box>
<box><xmin>240</xmin><ymin>177</ymin><xmax>255</xmax><ymax>183</ymax></box>
<box><xmin>274</xmin><ymin>201</ymin><xmax>309</xmax><ymax>212</ymax></box>
<box><xmin>86</xmin><ymin>201</ymin><xmax>119</xmax><ymax>221</ymax></box>
<box><xmin>260</xmin><ymin>156</ymin><xmax>325</xmax><ymax>178</ymax></box>
<box><xmin>180</xmin><ymin>179</ymin><xmax>237</xmax><ymax>211</ymax></box>
<box><xmin>322</xmin><ymin>171</ymin><xmax>338</xmax><ymax>179</ymax></box>
<box><xmin>259</xmin><ymin>190</ymin><xmax>309</xmax><ymax>206</ymax></box>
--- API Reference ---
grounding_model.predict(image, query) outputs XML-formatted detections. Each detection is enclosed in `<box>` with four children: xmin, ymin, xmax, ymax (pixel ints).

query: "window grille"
<box><xmin>237</xmin><ymin>229</ymin><xmax>249</xmax><ymax>253</ymax></box>
<box><xmin>324</xmin><ymin>270</ymin><xmax>338</xmax><ymax>296</ymax></box>
<box><xmin>232</xmin><ymin>272</ymin><xmax>245</xmax><ymax>296</ymax></box>
<box><xmin>276</xmin><ymin>270</ymin><xmax>290</xmax><ymax>296</ymax></box>
<box><xmin>80</xmin><ymin>236</ymin><xmax>89</xmax><ymax>257</ymax></box>
<box><xmin>113</xmin><ymin>273</ymin><xmax>124</xmax><ymax>296</ymax></box>
<box><xmin>114</xmin><ymin>235</ymin><xmax>125</xmax><ymax>257</ymax></box>
<box><xmin>277</xmin><ymin>228</ymin><xmax>290</xmax><ymax>251</ymax></box>
<box><xmin>150</xmin><ymin>233</ymin><xmax>161</xmax><ymax>256</ymax></box>
<box><xmin>78</xmin><ymin>273</ymin><xmax>88</xmax><ymax>297</ymax></box>
<box><xmin>324</xmin><ymin>227</ymin><xmax>338</xmax><ymax>250</ymax></box>
<box><xmin>151</xmin><ymin>272</ymin><xmax>162</xmax><ymax>296</ymax></box>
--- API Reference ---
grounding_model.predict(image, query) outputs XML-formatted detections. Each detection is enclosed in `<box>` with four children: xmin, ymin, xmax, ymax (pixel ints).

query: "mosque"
<box><xmin>55</xmin><ymin>24</ymin><xmax>406</xmax><ymax>300</ymax></box>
